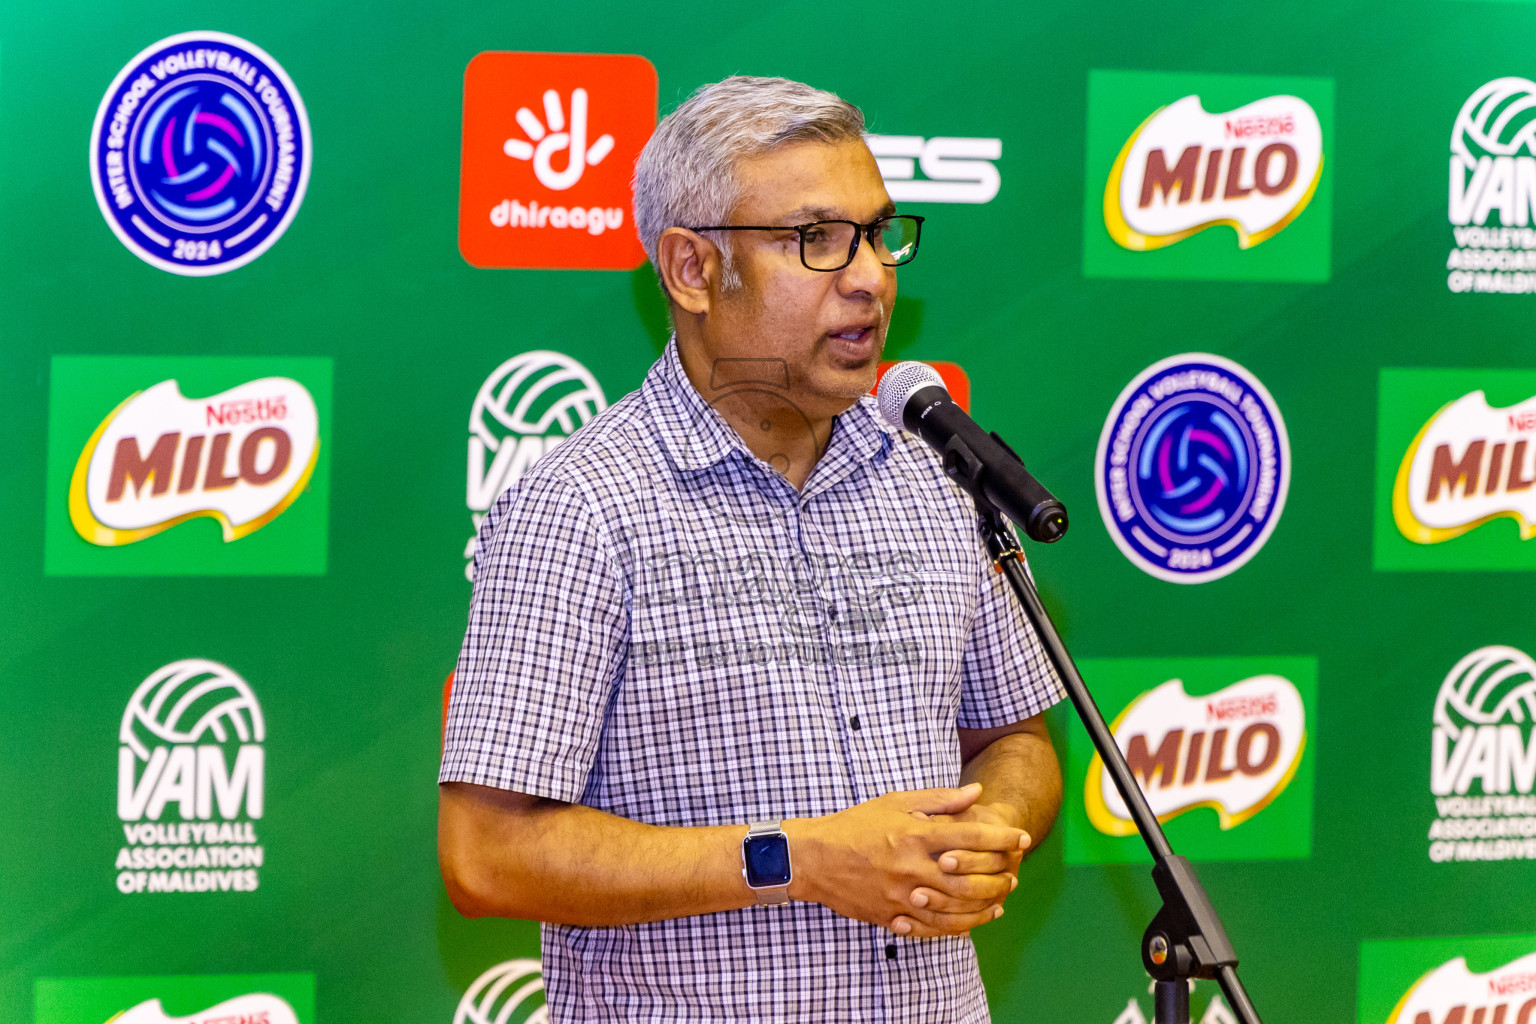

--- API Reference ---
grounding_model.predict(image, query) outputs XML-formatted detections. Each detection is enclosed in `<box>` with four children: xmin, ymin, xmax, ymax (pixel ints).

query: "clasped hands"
<box><xmin>785</xmin><ymin>781</ymin><xmax>1028</xmax><ymax>938</ymax></box>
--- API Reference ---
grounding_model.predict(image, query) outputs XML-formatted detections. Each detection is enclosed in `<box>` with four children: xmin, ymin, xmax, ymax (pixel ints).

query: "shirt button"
<box><xmin>885</xmin><ymin>943</ymin><xmax>898</xmax><ymax>960</ymax></box>
<box><xmin>849</xmin><ymin>714</ymin><xmax>861</xmax><ymax>731</ymax></box>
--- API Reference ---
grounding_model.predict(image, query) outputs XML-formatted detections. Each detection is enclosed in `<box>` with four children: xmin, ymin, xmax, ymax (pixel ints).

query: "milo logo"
<box><xmin>71</xmin><ymin>377</ymin><xmax>319</xmax><ymax>546</ymax></box>
<box><xmin>1083</xmin><ymin>69</ymin><xmax>1333</xmax><ymax>284</ymax></box>
<box><xmin>1374</xmin><ymin>369</ymin><xmax>1536</xmax><ymax>572</ymax></box>
<box><xmin>1394</xmin><ymin>390</ymin><xmax>1536</xmax><ymax>546</ymax></box>
<box><xmin>1359</xmin><ymin>935</ymin><xmax>1536</xmax><ymax>1024</ymax></box>
<box><xmin>44</xmin><ymin>356</ymin><xmax>332</xmax><ymax>577</ymax></box>
<box><xmin>1065</xmin><ymin>657</ymin><xmax>1317</xmax><ymax>865</ymax></box>
<box><xmin>1105</xmin><ymin>93</ymin><xmax>1323</xmax><ymax>251</ymax></box>
<box><xmin>1087</xmin><ymin>675</ymin><xmax>1307</xmax><ymax>835</ymax></box>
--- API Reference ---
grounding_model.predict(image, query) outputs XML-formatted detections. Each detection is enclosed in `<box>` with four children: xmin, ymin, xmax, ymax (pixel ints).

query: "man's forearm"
<box><xmin>959</xmin><ymin>730</ymin><xmax>1063</xmax><ymax>848</ymax></box>
<box><xmin>439</xmin><ymin>782</ymin><xmax>769</xmax><ymax>926</ymax></box>
<box><xmin>440</xmin><ymin>780</ymin><xmax>1028</xmax><ymax>933</ymax></box>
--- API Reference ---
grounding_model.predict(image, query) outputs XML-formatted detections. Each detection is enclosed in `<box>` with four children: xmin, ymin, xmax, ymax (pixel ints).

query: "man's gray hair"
<box><xmin>633</xmin><ymin>76</ymin><xmax>866</xmax><ymax>291</ymax></box>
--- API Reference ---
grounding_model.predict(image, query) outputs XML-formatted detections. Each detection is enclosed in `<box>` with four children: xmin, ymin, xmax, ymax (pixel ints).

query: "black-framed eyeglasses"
<box><xmin>685</xmin><ymin>214</ymin><xmax>924</xmax><ymax>272</ymax></box>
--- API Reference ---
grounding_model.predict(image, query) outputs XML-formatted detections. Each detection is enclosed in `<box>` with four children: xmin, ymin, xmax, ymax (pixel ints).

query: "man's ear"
<box><xmin>655</xmin><ymin>227</ymin><xmax>718</xmax><ymax>316</ymax></box>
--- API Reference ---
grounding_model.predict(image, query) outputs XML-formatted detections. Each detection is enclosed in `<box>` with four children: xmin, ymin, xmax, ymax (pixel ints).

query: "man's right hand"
<box><xmin>783</xmin><ymin>782</ymin><xmax>1026</xmax><ymax>938</ymax></box>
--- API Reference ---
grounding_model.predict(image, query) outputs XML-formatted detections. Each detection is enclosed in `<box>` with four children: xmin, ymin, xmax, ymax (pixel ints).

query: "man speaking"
<box><xmin>438</xmin><ymin>75</ymin><xmax>1066</xmax><ymax>1022</ymax></box>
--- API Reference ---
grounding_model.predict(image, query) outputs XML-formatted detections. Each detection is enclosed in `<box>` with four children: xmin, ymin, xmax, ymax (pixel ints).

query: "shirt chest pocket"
<box><xmin>624</xmin><ymin>548</ymin><xmax>824</xmax><ymax>719</ymax></box>
<box><xmin>856</xmin><ymin>570</ymin><xmax>974</xmax><ymax>677</ymax></box>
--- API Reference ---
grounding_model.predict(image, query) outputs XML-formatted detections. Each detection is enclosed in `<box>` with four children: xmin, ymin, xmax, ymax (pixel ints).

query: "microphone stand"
<box><xmin>941</xmin><ymin>435</ymin><xmax>1264</xmax><ymax>1024</ymax></box>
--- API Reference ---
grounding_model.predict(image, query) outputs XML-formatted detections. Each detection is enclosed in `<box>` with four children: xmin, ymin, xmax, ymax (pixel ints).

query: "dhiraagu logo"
<box><xmin>35</xmin><ymin>974</ymin><xmax>314</xmax><ymax>1024</ymax></box>
<box><xmin>1084</xmin><ymin>69</ymin><xmax>1333</xmax><ymax>282</ymax></box>
<box><xmin>45</xmin><ymin>356</ymin><xmax>332</xmax><ymax>576</ymax></box>
<box><xmin>1064</xmin><ymin>657</ymin><xmax>1317</xmax><ymax>865</ymax></box>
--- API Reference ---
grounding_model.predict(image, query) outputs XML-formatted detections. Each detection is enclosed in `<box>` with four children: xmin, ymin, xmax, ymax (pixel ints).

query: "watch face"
<box><xmin>743</xmin><ymin>833</ymin><xmax>791</xmax><ymax>888</ymax></box>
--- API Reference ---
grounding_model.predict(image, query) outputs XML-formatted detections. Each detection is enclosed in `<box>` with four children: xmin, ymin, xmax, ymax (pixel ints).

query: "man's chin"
<box><xmin>813</xmin><ymin>365</ymin><xmax>882</xmax><ymax>404</ymax></box>
<box><xmin>821</xmin><ymin>338</ymin><xmax>884</xmax><ymax>394</ymax></box>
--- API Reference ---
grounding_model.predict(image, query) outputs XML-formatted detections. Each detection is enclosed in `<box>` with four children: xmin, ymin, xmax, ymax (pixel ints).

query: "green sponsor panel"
<box><xmin>43</xmin><ymin>356</ymin><xmax>333</xmax><ymax>576</ymax></box>
<box><xmin>1065</xmin><ymin>657</ymin><xmax>1317</xmax><ymax>865</ymax></box>
<box><xmin>35</xmin><ymin>973</ymin><xmax>315</xmax><ymax>1023</ymax></box>
<box><xmin>5</xmin><ymin>2</ymin><xmax>1536</xmax><ymax>1023</ymax></box>
<box><xmin>1083</xmin><ymin>69</ymin><xmax>1334</xmax><ymax>282</ymax></box>
<box><xmin>1374</xmin><ymin>368</ymin><xmax>1536</xmax><ymax>571</ymax></box>
<box><xmin>1357</xmin><ymin>933</ymin><xmax>1536</xmax><ymax>1024</ymax></box>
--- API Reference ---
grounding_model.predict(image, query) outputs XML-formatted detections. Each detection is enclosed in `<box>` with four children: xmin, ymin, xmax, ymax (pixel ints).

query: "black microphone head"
<box><xmin>1030</xmin><ymin>503</ymin><xmax>1069</xmax><ymax>543</ymax></box>
<box><xmin>877</xmin><ymin>361</ymin><xmax>946</xmax><ymax>432</ymax></box>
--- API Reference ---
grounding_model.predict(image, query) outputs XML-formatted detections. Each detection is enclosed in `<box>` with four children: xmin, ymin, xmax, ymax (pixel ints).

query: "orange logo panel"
<box><xmin>874</xmin><ymin>360</ymin><xmax>971</xmax><ymax>413</ymax></box>
<box><xmin>459</xmin><ymin>52</ymin><xmax>657</xmax><ymax>269</ymax></box>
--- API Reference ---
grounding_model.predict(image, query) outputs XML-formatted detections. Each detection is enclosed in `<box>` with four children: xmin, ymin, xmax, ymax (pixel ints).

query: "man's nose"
<box><xmin>838</xmin><ymin>232</ymin><xmax>889</xmax><ymax>297</ymax></box>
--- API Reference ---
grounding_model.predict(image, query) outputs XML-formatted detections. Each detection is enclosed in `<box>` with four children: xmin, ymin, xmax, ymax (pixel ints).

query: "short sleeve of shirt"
<box><xmin>956</xmin><ymin>548</ymin><xmax>1066</xmax><ymax>730</ymax></box>
<box><xmin>438</xmin><ymin>472</ymin><xmax>629</xmax><ymax>802</ymax></box>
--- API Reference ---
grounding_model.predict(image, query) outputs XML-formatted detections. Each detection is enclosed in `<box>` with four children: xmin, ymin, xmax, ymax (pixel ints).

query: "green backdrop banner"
<box><xmin>3</xmin><ymin>2</ymin><xmax>1535</xmax><ymax>1022</ymax></box>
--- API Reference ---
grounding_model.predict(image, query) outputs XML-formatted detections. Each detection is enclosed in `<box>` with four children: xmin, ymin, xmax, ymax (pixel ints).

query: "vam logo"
<box><xmin>89</xmin><ymin>31</ymin><xmax>310</xmax><ymax>275</ymax></box>
<box><xmin>1112</xmin><ymin>980</ymin><xmax>1236</xmax><ymax>1024</ymax></box>
<box><xmin>459</xmin><ymin>51</ymin><xmax>656</xmax><ymax>269</ymax></box>
<box><xmin>1095</xmin><ymin>353</ymin><xmax>1290</xmax><ymax>584</ymax></box>
<box><xmin>1083</xmin><ymin>70</ymin><xmax>1333</xmax><ymax>282</ymax></box>
<box><xmin>465</xmin><ymin>352</ymin><xmax>607</xmax><ymax>579</ymax></box>
<box><xmin>867</xmin><ymin>135</ymin><xmax>1001</xmax><ymax>203</ymax></box>
<box><xmin>1447</xmin><ymin>78</ymin><xmax>1536</xmax><ymax>294</ymax></box>
<box><xmin>114</xmin><ymin>659</ymin><xmax>267</xmax><ymax>894</ymax></box>
<box><xmin>1065</xmin><ymin>658</ymin><xmax>1317</xmax><ymax>865</ymax></box>
<box><xmin>1427</xmin><ymin>646</ymin><xmax>1536</xmax><ymax>864</ymax></box>
<box><xmin>45</xmin><ymin>356</ymin><xmax>332</xmax><ymax>576</ymax></box>
<box><xmin>1374</xmin><ymin>369</ymin><xmax>1536</xmax><ymax>571</ymax></box>
<box><xmin>454</xmin><ymin>959</ymin><xmax>547</xmax><ymax>1024</ymax></box>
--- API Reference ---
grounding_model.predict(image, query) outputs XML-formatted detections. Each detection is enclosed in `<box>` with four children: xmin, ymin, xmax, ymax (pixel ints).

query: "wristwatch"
<box><xmin>741</xmin><ymin>821</ymin><xmax>792</xmax><ymax>906</ymax></box>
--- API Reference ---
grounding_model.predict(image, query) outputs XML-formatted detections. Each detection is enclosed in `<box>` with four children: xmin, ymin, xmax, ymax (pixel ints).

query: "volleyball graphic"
<box><xmin>89</xmin><ymin>32</ymin><xmax>311</xmax><ymax>275</ymax></box>
<box><xmin>1095</xmin><ymin>353</ymin><xmax>1290</xmax><ymax>584</ymax></box>
<box><xmin>453</xmin><ymin>959</ymin><xmax>547</xmax><ymax>1024</ymax></box>
<box><xmin>1451</xmin><ymin>77</ymin><xmax>1536</xmax><ymax>160</ymax></box>
<box><xmin>1434</xmin><ymin>645</ymin><xmax>1536</xmax><ymax>731</ymax></box>
<box><xmin>1133</xmin><ymin>401</ymin><xmax>1254</xmax><ymax>541</ymax></box>
<box><xmin>469</xmin><ymin>351</ymin><xmax>607</xmax><ymax>453</ymax></box>
<box><xmin>120</xmin><ymin>658</ymin><xmax>265</xmax><ymax>761</ymax></box>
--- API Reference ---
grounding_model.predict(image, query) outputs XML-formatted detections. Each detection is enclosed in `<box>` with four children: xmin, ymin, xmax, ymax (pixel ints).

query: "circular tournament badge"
<box><xmin>1095</xmin><ymin>353</ymin><xmax>1290</xmax><ymax>584</ymax></box>
<box><xmin>89</xmin><ymin>31</ymin><xmax>311</xmax><ymax>276</ymax></box>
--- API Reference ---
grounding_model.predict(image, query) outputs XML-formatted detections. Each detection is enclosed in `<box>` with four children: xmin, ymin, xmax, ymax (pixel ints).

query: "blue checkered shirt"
<box><xmin>440</xmin><ymin>338</ymin><xmax>1065</xmax><ymax>1023</ymax></box>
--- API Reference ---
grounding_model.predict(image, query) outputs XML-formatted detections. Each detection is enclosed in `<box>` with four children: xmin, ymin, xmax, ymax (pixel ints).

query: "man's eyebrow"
<box><xmin>774</xmin><ymin>205</ymin><xmax>840</xmax><ymax>224</ymax></box>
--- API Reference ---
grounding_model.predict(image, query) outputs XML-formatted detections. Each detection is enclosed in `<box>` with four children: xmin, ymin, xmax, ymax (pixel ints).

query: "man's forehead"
<box><xmin>733</xmin><ymin>139</ymin><xmax>892</xmax><ymax>221</ymax></box>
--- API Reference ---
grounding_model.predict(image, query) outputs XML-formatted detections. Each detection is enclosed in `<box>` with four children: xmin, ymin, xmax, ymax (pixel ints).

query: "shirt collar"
<box><xmin>646</xmin><ymin>335</ymin><xmax>894</xmax><ymax>477</ymax></box>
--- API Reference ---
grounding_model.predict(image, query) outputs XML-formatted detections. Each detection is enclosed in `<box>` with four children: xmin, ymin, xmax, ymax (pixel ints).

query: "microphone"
<box><xmin>877</xmin><ymin>362</ymin><xmax>1068</xmax><ymax>543</ymax></box>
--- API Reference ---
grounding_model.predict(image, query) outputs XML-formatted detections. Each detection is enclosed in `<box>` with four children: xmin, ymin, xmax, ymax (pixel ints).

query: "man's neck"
<box><xmin>675</xmin><ymin>339</ymin><xmax>840</xmax><ymax>492</ymax></box>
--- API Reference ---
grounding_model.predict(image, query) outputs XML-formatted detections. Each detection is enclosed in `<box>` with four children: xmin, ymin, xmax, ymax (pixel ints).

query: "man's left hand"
<box><xmin>891</xmin><ymin>801</ymin><xmax>1027</xmax><ymax>933</ymax></box>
